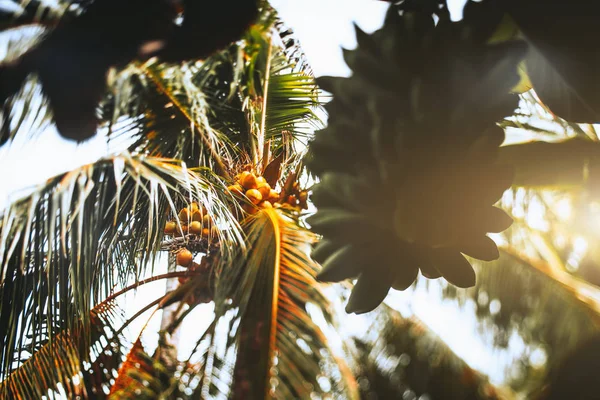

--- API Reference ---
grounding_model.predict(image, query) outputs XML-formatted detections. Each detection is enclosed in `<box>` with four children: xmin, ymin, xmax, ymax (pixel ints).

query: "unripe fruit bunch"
<box><xmin>163</xmin><ymin>201</ymin><xmax>218</xmax><ymax>239</ymax></box>
<box><xmin>228</xmin><ymin>171</ymin><xmax>281</xmax><ymax>214</ymax></box>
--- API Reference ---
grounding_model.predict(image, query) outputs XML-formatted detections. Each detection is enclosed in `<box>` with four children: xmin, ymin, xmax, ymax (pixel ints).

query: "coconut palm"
<box><xmin>0</xmin><ymin>2</ymin><xmax>360</xmax><ymax>398</ymax></box>
<box><xmin>2</xmin><ymin>1</ymin><xmax>600</xmax><ymax>399</ymax></box>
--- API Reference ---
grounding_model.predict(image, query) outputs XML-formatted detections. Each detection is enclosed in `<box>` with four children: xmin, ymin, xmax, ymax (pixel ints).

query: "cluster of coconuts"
<box><xmin>163</xmin><ymin>202</ymin><xmax>218</xmax><ymax>269</ymax></box>
<box><xmin>163</xmin><ymin>202</ymin><xmax>217</xmax><ymax>239</ymax></box>
<box><xmin>227</xmin><ymin>171</ymin><xmax>280</xmax><ymax>214</ymax></box>
<box><xmin>227</xmin><ymin>171</ymin><xmax>310</xmax><ymax>214</ymax></box>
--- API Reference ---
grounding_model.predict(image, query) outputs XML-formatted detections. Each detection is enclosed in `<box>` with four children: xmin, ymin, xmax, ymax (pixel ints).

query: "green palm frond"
<box><xmin>242</xmin><ymin>24</ymin><xmax>324</xmax><ymax>165</ymax></box>
<box><xmin>219</xmin><ymin>208</ymin><xmax>357</xmax><ymax>399</ymax></box>
<box><xmin>0</xmin><ymin>300</ymin><xmax>128</xmax><ymax>399</ymax></box>
<box><xmin>99</xmin><ymin>5</ymin><xmax>322</xmax><ymax>177</ymax></box>
<box><xmin>274</xmin><ymin>19</ymin><xmax>313</xmax><ymax>75</ymax></box>
<box><xmin>265</xmin><ymin>63</ymin><xmax>323</xmax><ymax>144</ymax></box>
<box><xmin>103</xmin><ymin>61</ymin><xmax>239</xmax><ymax>177</ymax></box>
<box><xmin>0</xmin><ymin>153</ymin><xmax>243</xmax><ymax>379</ymax></box>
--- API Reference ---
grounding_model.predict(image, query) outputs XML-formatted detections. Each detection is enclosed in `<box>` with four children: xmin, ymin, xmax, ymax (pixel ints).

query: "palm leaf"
<box><xmin>437</xmin><ymin>253</ymin><xmax>600</xmax><ymax>395</ymax></box>
<box><xmin>1</xmin><ymin>25</ymin><xmax>54</xmax><ymax>145</ymax></box>
<box><xmin>273</xmin><ymin>18</ymin><xmax>313</xmax><ymax>76</ymax></box>
<box><xmin>0</xmin><ymin>153</ymin><xmax>243</xmax><ymax>379</ymax></box>
<box><xmin>1</xmin><ymin>332</ymin><xmax>84</xmax><ymax>399</ymax></box>
<box><xmin>499</xmin><ymin>244</ymin><xmax>600</xmax><ymax>320</ymax></box>
<box><xmin>103</xmin><ymin>61</ymin><xmax>239</xmax><ymax>178</ymax></box>
<box><xmin>265</xmin><ymin>65</ymin><xmax>323</xmax><ymax>144</ymax></box>
<box><xmin>498</xmin><ymin>137</ymin><xmax>600</xmax><ymax>188</ymax></box>
<box><xmin>0</xmin><ymin>0</ymin><xmax>72</xmax><ymax>30</ymax></box>
<box><xmin>246</xmin><ymin>25</ymin><xmax>324</xmax><ymax>165</ymax></box>
<box><xmin>0</xmin><ymin>299</ymin><xmax>129</xmax><ymax>399</ymax></box>
<box><xmin>108</xmin><ymin>334</ymin><xmax>178</xmax><ymax>399</ymax></box>
<box><xmin>219</xmin><ymin>208</ymin><xmax>358</xmax><ymax>399</ymax></box>
<box><xmin>351</xmin><ymin>304</ymin><xmax>517</xmax><ymax>399</ymax></box>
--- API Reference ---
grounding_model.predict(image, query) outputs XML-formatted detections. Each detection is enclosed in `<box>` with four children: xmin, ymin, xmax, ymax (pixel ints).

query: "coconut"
<box><xmin>246</xmin><ymin>188</ymin><xmax>263</xmax><ymax>204</ymax></box>
<box><xmin>189</xmin><ymin>221</ymin><xmax>202</xmax><ymax>235</ymax></box>
<box><xmin>202</xmin><ymin>214</ymin><xmax>213</xmax><ymax>228</ymax></box>
<box><xmin>178</xmin><ymin>207</ymin><xmax>190</xmax><ymax>222</ymax></box>
<box><xmin>241</xmin><ymin>173</ymin><xmax>258</xmax><ymax>190</ymax></box>
<box><xmin>238</xmin><ymin>171</ymin><xmax>251</xmax><ymax>185</ymax></box>
<box><xmin>176</xmin><ymin>248</ymin><xmax>194</xmax><ymax>268</ymax></box>
<box><xmin>191</xmin><ymin>210</ymin><xmax>203</xmax><ymax>222</ymax></box>
<box><xmin>242</xmin><ymin>203</ymin><xmax>258</xmax><ymax>214</ymax></box>
<box><xmin>268</xmin><ymin>189</ymin><xmax>280</xmax><ymax>202</ymax></box>
<box><xmin>257</xmin><ymin>182</ymin><xmax>271</xmax><ymax>199</ymax></box>
<box><xmin>164</xmin><ymin>221</ymin><xmax>177</xmax><ymax>235</ymax></box>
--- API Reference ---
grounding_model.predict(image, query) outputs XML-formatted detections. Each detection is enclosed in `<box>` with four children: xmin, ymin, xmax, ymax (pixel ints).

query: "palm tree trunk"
<box><xmin>160</xmin><ymin>254</ymin><xmax>183</xmax><ymax>344</ymax></box>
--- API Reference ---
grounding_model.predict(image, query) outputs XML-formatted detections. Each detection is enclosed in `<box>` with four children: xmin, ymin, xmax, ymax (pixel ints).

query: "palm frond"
<box><xmin>176</xmin><ymin>312</ymin><xmax>239</xmax><ymax>399</ymax></box>
<box><xmin>0</xmin><ymin>153</ymin><xmax>243</xmax><ymax>379</ymax></box>
<box><xmin>0</xmin><ymin>75</ymin><xmax>55</xmax><ymax>145</ymax></box>
<box><xmin>1</xmin><ymin>23</ymin><xmax>54</xmax><ymax>146</ymax></box>
<box><xmin>0</xmin><ymin>0</ymin><xmax>73</xmax><ymax>31</ymax></box>
<box><xmin>103</xmin><ymin>61</ymin><xmax>239</xmax><ymax>177</ymax></box>
<box><xmin>498</xmin><ymin>137</ymin><xmax>600</xmax><ymax>188</ymax></box>
<box><xmin>99</xmin><ymin>4</ymin><xmax>322</xmax><ymax>178</ymax></box>
<box><xmin>108</xmin><ymin>335</ymin><xmax>178</xmax><ymax>399</ymax></box>
<box><xmin>358</xmin><ymin>304</ymin><xmax>516</xmax><ymax>399</ymax></box>
<box><xmin>1</xmin><ymin>333</ymin><xmax>84</xmax><ymax>399</ymax></box>
<box><xmin>436</xmin><ymin>253</ymin><xmax>600</xmax><ymax>394</ymax></box>
<box><xmin>219</xmin><ymin>208</ymin><xmax>357</xmax><ymax>399</ymax></box>
<box><xmin>500</xmin><ymin>244</ymin><xmax>600</xmax><ymax>318</ymax></box>
<box><xmin>170</xmin><ymin>209</ymin><xmax>357</xmax><ymax>399</ymax></box>
<box><xmin>265</xmin><ymin>62</ymin><xmax>323</xmax><ymax>146</ymax></box>
<box><xmin>273</xmin><ymin>18</ymin><xmax>313</xmax><ymax>75</ymax></box>
<box><xmin>0</xmin><ymin>300</ymin><xmax>128</xmax><ymax>399</ymax></box>
<box><xmin>243</xmin><ymin>24</ymin><xmax>324</xmax><ymax>165</ymax></box>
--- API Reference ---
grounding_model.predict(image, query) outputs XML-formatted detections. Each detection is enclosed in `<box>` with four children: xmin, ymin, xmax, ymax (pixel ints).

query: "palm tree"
<box><xmin>2</xmin><ymin>1</ymin><xmax>600</xmax><ymax>399</ymax></box>
<box><xmin>0</xmin><ymin>2</ymin><xmax>360</xmax><ymax>398</ymax></box>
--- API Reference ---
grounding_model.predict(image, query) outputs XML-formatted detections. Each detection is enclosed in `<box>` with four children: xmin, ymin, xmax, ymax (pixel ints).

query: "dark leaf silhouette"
<box><xmin>0</xmin><ymin>0</ymin><xmax>259</xmax><ymax>143</ymax></box>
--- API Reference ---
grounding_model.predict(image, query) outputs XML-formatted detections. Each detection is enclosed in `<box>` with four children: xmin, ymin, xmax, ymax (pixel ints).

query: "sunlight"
<box><xmin>526</xmin><ymin>196</ymin><xmax>550</xmax><ymax>232</ymax></box>
<box><xmin>554</xmin><ymin>197</ymin><xmax>573</xmax><ymax>221</ymax></box>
